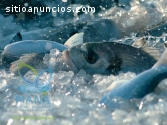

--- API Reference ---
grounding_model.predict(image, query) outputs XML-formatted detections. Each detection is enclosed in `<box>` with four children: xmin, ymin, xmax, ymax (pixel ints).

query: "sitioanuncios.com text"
<box><xmin>5</xmin><ymin>5</ymin><xmax>95</xmax><ymax>13</ymax></box>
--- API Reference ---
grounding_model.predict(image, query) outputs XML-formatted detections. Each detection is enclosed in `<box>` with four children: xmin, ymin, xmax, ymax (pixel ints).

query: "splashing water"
<box><xmin>43</xmin><ymin>49</ymin><xmax>67</xmax><ymax>72</ymax></box>
<box><xmin>1</xmin><ymin>34</ymin><xmax>167</xmax><ymax>124</ymax></box>
<box><xmin>1</xmin><ymin>0</ymin><xmax>167</xmax><ymax>125</ymax></box>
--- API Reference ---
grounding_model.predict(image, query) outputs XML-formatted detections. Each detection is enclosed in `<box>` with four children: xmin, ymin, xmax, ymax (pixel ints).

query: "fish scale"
<box><xmin>108</xmin><ymin>42</ymin><xmax>157</xmax><ymax>68</ymax></box>
<box><xmin>65</xmin><ymin>42</ymin><xmax>159</xmax><ymax>74</ymax></box>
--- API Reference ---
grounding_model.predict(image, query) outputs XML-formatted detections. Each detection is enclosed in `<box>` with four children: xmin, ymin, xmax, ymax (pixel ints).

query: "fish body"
<box><xmin>1</xmin><ymin>32</ymin><xmax>84</xmax><ymax>65</ymax></box>
<box><xmin>100</xmin><ymin>49</ymin><xmax>167</xmax><ymax>110</ymax></box>
<box><xmin>62</xmin><ymin>42</ymin><xmax>157</xmax><ymax>74</ymax></box>
<box><xmin>1</xmin><ymin>33</ymin><xmax>84</xmax><ymax>74</ymax></box>
<box><xmin>2</xmin><ymin>40</ymin><xmax>67</xmax><ymax>67</ymax></box>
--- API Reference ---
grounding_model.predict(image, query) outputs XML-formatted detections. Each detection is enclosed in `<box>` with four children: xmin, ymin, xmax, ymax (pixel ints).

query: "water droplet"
<box><xmin>37</xmin><ymin>11</ymin><xmax>42</xmax><ymax>16</ymax></box>
<box><xmin>52</xmin><ymin>11</ymin><xmax>57</xmax><ymax>17</ymax></box>
<box><xmin>62</xmin><ymin>0</ymin><xmax>67</xmax><ymax>2</ymax></box>
<box><xmin>24</xmin><ymin>3</ymin><xmax>28</xmax><ymax>7</ymax></box>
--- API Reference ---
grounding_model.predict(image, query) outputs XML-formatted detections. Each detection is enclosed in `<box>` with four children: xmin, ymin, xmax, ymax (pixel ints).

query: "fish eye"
<box><xmin>83</xmin><ymin>50</ymin><xmax>98</xmax><ymax>64</ymax></box>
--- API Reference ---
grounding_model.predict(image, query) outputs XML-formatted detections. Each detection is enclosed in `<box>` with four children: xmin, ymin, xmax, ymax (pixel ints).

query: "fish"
<box><xmin>1</xmin><ymin>40</ymin><xmax>67</xmax><ymax>67</ymax></box>
<box><xmin>2</xmin><ymin>32</ymin><xmax>84</xmax><ymax>65</ymax></box>
<box><xmin>62</xmin><ymin>41</ymin><xmax>160</xmax><ymax>74</ymax></box>
<box><xmin>100</xmin><ymin>47</ymin><xmax>167</xmax><ymax>111</ymax></box>
<box><xmin>1</xmin><ymin>32</ymin><xmax>84</xmax><ymax>74</ymax></box>
<box><xmin>2</xmin><ymin>32</ymin><xmax>160</xmax><ymax>75</ymax></box>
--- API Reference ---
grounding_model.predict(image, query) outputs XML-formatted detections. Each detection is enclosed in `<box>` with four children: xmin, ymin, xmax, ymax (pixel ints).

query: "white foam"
<box><xmin>1</xmin><ymin>0</ymin><xmax>167</xmax><ymax>124</ymax></box>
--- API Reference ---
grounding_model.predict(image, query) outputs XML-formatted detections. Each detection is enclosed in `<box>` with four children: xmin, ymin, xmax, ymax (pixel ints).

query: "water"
<box><xmin>1</xmin><ymin>46</ymin><xmax>167</xmax><ymax>124</ymax></box>
<box><xmin>1</xmin><ymin>0</ymin><xmax>167</xmax><ymax>124</ymax></box>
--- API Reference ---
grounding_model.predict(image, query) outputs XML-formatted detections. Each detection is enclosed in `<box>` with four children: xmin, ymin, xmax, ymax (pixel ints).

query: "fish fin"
<box><xmin>105</xmin><ymin>80</ymin><xmax>128</xmax><ymax>92</ymax></box>
<box><xmin>10</xmin><ymin>53</ymin><xmax>46</xmax><ymax>75</ymax></box>
<box><xmin>153</xmin><ymin>49</ymin><xmax>167</xmax><ymax>67</ymax></box>
<box><xmin>132</xmin><ymin>38</ymin><xmax>146</xmax><ymax>48</ymax></box>
<box><xmin>64</xmin><ymin>32</ymin><xmax>84</xmax><ymax>48</ymax></box>
<box><xmin>141</xmin><ymin>47</ymin><xmax>161</xmax><ymax>60</ymax></box>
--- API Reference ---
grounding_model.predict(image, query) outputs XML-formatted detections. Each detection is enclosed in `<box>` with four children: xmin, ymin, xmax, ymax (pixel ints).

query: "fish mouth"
<box><xmin>62</xmin><ymin>50</ymin><xmax>78</xmax><ymax>72</ymax></box>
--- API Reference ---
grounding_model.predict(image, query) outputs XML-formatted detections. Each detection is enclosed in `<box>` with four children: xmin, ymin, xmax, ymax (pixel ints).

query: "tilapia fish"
<box><xmin>62</xmin><ymin>42</ymin><xmax>159</xmax><ymax>74</ymax></box>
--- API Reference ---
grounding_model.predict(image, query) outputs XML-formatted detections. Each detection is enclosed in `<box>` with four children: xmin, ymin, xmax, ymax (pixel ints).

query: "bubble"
<box><xmin>7</xmin><ymin>119</ymin><xmax>13</xmax><ymax>125</ymax></box>
<box><xmin>43</xmin><ymin>49</ymin><xmax>65</xmax><ymax>70</ymax></box>
<box><xmin>54</xmin><ymin>100</ymin><xmax>61</xmax><ymax>106</ymax></box>
<box><xmin>53</xmin><ymin>71</ymin><xmax>74</xmax><ymax>85</ymax></box>
<box><xmin>24</xmin><ymin>3</ymin><xmax>28</xmax><ymax>7</ymax></box>
<box><xmin>37</xmin><ymin>11</ymin><xmax>42</xmax><ymax>16</ymax></box>
<box><xmin>62</xmin><ymin>0</ymin><xmax>67</xmax><ymax>2</ymax></box>
<box><xmin>45</xmin><ymin>42</ymin><xmax>53</xmax><ymax>50</ymax></box>
<box><xmin>52</xmin><ymin>11</ymin><xmax>57</xmax><ymax>17</ymax></box>
<box><xmin>0</xmin><ymin>79</ymin><xmax>7</xmax><ymax>90</ymax></box>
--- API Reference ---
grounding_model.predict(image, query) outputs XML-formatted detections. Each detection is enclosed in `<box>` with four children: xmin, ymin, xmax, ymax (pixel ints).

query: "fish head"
<box><xmin>62</xmin><ymin>42</ymin><xmax>122</xmax><ymax>74</ymax></box>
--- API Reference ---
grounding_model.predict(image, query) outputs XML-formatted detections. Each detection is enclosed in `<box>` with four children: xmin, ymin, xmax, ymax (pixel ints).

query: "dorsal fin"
<box><xmin>64</xmin><ymin>32</ymin><xmax>84</xmax><ymax>48</ymax></box>
<box><xmin>142</xmin><ymin>47</ymin><xmax>161</xmax><ymax>60</ymax></box>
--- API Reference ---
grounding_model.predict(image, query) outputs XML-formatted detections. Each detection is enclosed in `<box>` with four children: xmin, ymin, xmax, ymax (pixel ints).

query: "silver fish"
<box><xmin>1</xmin><ymin>40</ymin><xmax>67</xmax><ymax>67</ymax></box>
<box><xmin>62</xmin><ymin>42</ymin><xmax>159</xmax><ymax>74</ymax></box>
<box><xmin>100</xmin><ymin>48</ymin><xmax>167</xmax><ymax>111</ymax></box>
<box><xmin>2</xmin><ymin>33</ymin><xmax>84</xmax><ymax>74</ymax></box>
<box><xmin>1</xmin><ymin>32</ymin><xmax>84</xmax><ymax>65</ymax></box>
